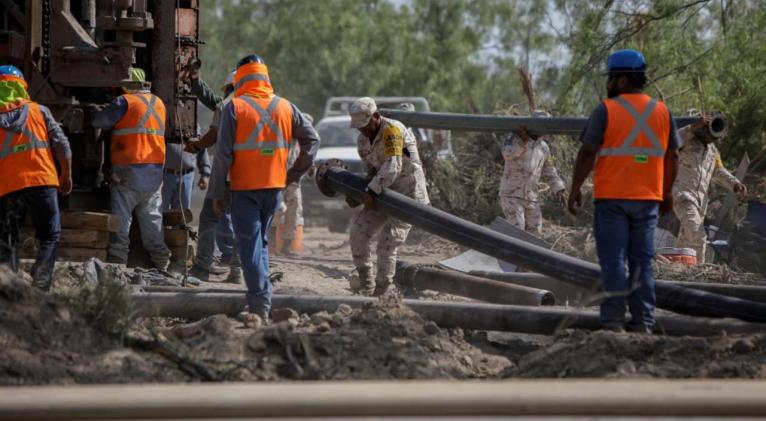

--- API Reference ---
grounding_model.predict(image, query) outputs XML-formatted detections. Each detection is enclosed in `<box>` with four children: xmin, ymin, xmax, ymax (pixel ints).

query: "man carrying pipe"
<box><xmin>346</xmin><ymin>97</ymin><xmax>430</xmax><ymax>296</ymax></box>
<box><xmin>499</xmin><ymin>110</ymin><xmax>568</xmax><ymax>234</ymax></box>
<box><xmin>568</xmin><ymin>49</ymin><xmax>681</xmax><ymax>334</ymax></box>
<box><xmin>673</xmin><ymin>115</ymin><xmax>746</xmax><ymax>263</ymax></box>
<box><xmin>207</xmin><ymin>55</ymin><xmax>318</xmax><ymax>321</ymax></box>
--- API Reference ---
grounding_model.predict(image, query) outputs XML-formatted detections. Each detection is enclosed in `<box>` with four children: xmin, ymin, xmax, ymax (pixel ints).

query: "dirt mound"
<box><xmin>507</xmin><ymin>330</ymin><xmax>766</xmax><ymax>378</ymax></box>
<box><xmin>0</xmin><ymin>268</ymin><xmax>184</xmax><ymax>385</ymax></box>
<box><xmin>655</xmin><ymin>262</ymin><xmax>765</xmax><ymax>285</ymax></box>
<box><xmin>157</xmin><ymin>295</ymin><xmax>511</xmax><ymax>381</ymax></box>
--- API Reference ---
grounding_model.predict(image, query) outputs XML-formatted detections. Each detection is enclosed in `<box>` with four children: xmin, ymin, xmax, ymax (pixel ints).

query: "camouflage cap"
<box><xmin>350</xmin><ymin>97</ymin><xmax>377</xmax><ymax>129</ymax></box>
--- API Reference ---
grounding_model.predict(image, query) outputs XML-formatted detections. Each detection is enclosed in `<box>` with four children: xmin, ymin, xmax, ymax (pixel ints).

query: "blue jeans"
<box><xmin>161</xmin><ymin>171</ymin><xmax>194</xmax><ymax>210</ymax></box>
<box><xmin>0</xmin><ymin>186</ymin><xmax>60</xmax><ymax>287</ymax></box>
<box><xmin>195</xmin><ymin>194</ymin><xmax>238</xmax><ymax>271</ymax></box>
<box><xmin>216</xmin><ymin>211</ymin><xmax>235</xmax><ymax>262</ymax></box>
<box><xmin>231</xmin><ymin>189</ymin><xmax>281</xmax><ymax>314</ymax></box>
<box><xmin>593</xmin><ymin>199</ymin><xmax>659</xmax><ymax>329</ymax></box>
<box><xmin>109</xmin><ymin>184</ymin><xmax>170</xmax><ymax>268</ymax></box>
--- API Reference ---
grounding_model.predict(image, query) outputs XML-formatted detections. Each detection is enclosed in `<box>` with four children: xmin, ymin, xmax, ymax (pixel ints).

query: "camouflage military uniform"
<box><xmin>499</xmin><ymin>134</ymin><xmax>566</xmax><ymax>234</ymax></box>
<box><xmin>275</xmin><ymin>142</ymin><xmax>303</xmax><ymax>241</ymax></box>
<box><xmin>672</xmin><ymin>126</ymin><xmax>739</xmax><ymax>263</ymax></box>
<box><xmin>350</xmin><ymin>117</ymin><xmax>429</xmax><ymax>291</ymax></box>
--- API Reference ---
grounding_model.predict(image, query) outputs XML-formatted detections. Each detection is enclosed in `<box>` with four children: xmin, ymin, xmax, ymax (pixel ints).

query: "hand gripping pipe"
<box><xmin>315</xmin><ymin>163</ymin><xmax>766</xmax><ymax>323</ymax></box>
<box><xmin>378</xmin><ymin>109</ymin><xmax>725</xmax><ymax>138</ymax></box>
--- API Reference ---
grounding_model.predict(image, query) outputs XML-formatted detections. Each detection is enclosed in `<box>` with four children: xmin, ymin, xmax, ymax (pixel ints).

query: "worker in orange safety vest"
<box><xmin>0</xmin><ymin>65</ymin><xmax>72</xmax><ymax>290</ymax></box>
<box><xmin>93</xmin><ymin>68</ymin><xmax>171</xmax><ymax>269</ymax></box>
<box><xmin>568</xmin><ymin>49</ymin><xmax>680</xmax><ymax>334</ymax></box>
<box><xmin>207</xmin><ymin>55</ymin><xmax>319</xmax><ymax>322</ymax></box>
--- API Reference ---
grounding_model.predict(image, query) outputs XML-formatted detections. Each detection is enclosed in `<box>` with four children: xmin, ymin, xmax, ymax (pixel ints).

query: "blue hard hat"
<box><xmin>0</xmin><ymin>65</ymin><xmax>24</xmax><ymax>80</ymax></box>
<box><xmin>607</xmin><ymin>49</ymin><xmax>646</xmax><ymax>73</ymax></box>
<box><xmin>236</xmin><ymin>54</ymin><xmax>266</xmax><ymax>68</ymax></box>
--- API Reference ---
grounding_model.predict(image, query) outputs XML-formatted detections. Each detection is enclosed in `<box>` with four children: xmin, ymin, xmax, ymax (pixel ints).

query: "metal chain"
<box><xmin>42</xmin><ymin>0</ymin><xmax>52</xmax><ymax>75</ymax></box>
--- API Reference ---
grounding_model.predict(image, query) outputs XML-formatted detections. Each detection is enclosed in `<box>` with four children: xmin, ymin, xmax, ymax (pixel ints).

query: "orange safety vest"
<box><xmin>110</xmin><ymin>93</ymin><xmax>166</xmax><ymax>166</ymax></box>
<box><xmin>0</xmin><ymin>102</ymin><xmax>59</xmax><ymax>197</ymax></box>
<box><xmin>229</xmin><ymin>95</ymin><xmax>294</xmax><ymax>190</ymax></box>
<box><xmin>594</xmin><ymin>93</ymin><xmax>671</xmax><ymax>201</ymax></box>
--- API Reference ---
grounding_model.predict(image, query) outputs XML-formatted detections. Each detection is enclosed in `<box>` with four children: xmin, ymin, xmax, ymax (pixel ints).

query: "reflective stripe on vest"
<box><xmin>598</xmin><ymin>96</ymin><xmax>665</xmax><ymax>156</ymax></box>
<box><xmin>0</xmin><ymin>105</ymin><xmax>49</xmax><ymax>159</ymax></box>
<box><xmin>112</xmin><ymin>94</ymin><xmax>166</xmax><ymax>137</ymax></box>
<box><xmin>233</xmin><ymin>73</ymin><xmax>270</xmax><ymax>92</ymax></box>
<box><xmin>598</xmin><ymin>97</ymin><xmax>664</xmax><ymax>158</ymax></box>
<box><xmin>233</xmin><ymin>96</ymin><xmax>288</xmax><ymax>153</ymax></box>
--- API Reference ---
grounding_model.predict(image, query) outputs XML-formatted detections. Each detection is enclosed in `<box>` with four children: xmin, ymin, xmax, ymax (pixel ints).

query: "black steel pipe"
<box><xmin>396</xmin><ymin>262</ymin><xmax>555</xmax><ymax>306</ymax></box>
<box><xmin>316</xmin><ymin>166</ymin><xmax>766</xmax><ymax>323</ymax></box>
<box><xmin>471</xmin><ymin>271</ymin><xmax>766</xmax><ymax>305</ymax></box>
<box><xmin>379</xmin><ymin>109</ymin><xmax>705</xmax><ymax>136</ymax></box>
<box><xmin>130</xmin><ymin>292</ymin><xmax>766</xmax><ymax>337</ymax></box>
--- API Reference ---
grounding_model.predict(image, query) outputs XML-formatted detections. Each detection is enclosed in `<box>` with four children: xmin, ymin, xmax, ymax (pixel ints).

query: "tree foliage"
<box><xmin>199</xmin><ymin>0</ymin><xmax>766</xmax><ymax>222</ymax></box>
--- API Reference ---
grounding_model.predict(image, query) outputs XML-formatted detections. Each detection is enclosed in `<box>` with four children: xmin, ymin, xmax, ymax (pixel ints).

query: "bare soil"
<box><xmin>3</xmin><ymin>225</ymin><xmax>766</xmax><ymax>385</ymax></box>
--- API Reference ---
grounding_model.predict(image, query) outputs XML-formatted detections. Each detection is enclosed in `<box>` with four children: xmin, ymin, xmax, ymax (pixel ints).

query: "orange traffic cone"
<box><xmin>290</xmin><ymin>225</ymin><xmax>305</xmax><ymax>253</ymax></box>
<box><xmin>273</xmin><ymin>223</ymin><xmax>285</xmax><ymax>255</ymax></box>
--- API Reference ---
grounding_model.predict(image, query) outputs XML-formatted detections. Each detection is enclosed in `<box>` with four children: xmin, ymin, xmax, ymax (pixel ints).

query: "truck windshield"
<box><xmin>317</xmin><ymin>123</ymin><xmax>359</xmax><ymax>147</ymax></box>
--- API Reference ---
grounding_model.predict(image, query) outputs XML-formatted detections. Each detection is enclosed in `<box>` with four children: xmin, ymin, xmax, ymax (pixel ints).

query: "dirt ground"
<box><xmin>2</xmin><ymin>225</ymin><xmax>766</xmax><ymax>385</ymax></box>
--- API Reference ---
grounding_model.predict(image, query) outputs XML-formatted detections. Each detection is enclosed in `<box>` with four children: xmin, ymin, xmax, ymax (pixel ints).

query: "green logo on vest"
<box><xmin>261</xmin><ymin>148</ymin><xmax>275</xmax><ymax>156</ymax></box>
<box><xmin>13</xmin><ymin>144</ymin><xmax>28</xmax><ymax>153</ymax></box>
<box><xmin>634</xmin><ymin>155</ymin><xmax>648</xmax><ymax>164</ymax></box>
<box><xmin>146</xmin><ymin>128</ymin><xmax>157</xmax><ymax>135</ymax></box>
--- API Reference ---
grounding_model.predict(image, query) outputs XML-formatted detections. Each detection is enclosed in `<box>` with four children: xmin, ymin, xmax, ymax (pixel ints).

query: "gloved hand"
<box><xmin>567</xmin><ymin>189</ymin><xmax>582</xmax><ymax>215</ymax></box>
<box><xmin>660</xmin><ymin>192</ymin><xmax>674</xmax><ymax>216</ymax></box>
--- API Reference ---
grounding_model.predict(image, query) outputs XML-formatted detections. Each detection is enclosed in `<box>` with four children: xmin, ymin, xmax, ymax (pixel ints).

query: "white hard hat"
<box><xmin>222</xmin><ymin>70</ymin><xmax>236</xmax><ymax>89</ymax></box>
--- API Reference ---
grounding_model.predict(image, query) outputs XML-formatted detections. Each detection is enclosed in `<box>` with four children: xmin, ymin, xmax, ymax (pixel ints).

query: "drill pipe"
<box><xmin>396</xmin><ymin>262</ymin><xmax>555</xmax><ymax>306</ymax></box>
<box><xmin>316</xmin><ymin>165</ymin><xmax>766</xmax><ymax>323</ymax></box>
<box><xmin>130</xmin><ymin>293</ymin><xmax>766</xmax><ymax>336</ymax></box>
<box><xmin>471</xmin><ymin>271</ymin><xmax>766</xmax><ymax>305</ymax></box>
<box><xmin>378</xmin><ymin>109</ymin><xmax>719</xmax><ymax>137</ymax></box>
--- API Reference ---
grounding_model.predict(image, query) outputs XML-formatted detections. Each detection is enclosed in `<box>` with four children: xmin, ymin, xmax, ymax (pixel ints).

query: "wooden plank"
<box><xmin>164</xmin><ymin>228</ymin><xmax>190</xmax><ymax>247</ymax></box>
<box><xmin>61</xmin><ymin>211</ymin><xmax>122</xmax><ymax>232</ymax></box>
<box><xmin>20</xmin><ymin>228</ymin><xmax>109</xmax><ymax>249</ymax></box>
<box><xmin>24</xmin><ymin>211</ymin><xmax>122</xmax><ymax>232</ymax></box>
<box><xmin>163</xmin><ymin>209</ymin><xmax>193</xmax><ymax>226</ymax></box>
<box><xmin>57</xmin><ymin>248</ymin><xmax>108</xmax><ymax>262</ymax></box>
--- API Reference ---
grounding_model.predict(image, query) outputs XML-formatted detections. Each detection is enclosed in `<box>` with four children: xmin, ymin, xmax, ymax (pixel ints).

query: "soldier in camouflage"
<box><xmin>347</xmin><ymin>97</ymin><xmax>429</xmax><ymax>296</ymax></box>
<box><xmin>673</xmin><ymin>116</ymin><xmax>746</xmax><ymax>263</ymax></box>
<box><xmin>499</xmin><ymin>111</ymin><xmax>567</xmax><ymax>234</ymax></box>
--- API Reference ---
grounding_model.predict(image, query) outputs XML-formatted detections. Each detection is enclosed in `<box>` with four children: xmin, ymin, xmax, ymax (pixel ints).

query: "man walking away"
<box><xmin>93</xmin><ymin>68</ymin><xmax>171</xmax><ymax>270</ymax></box>
<box><xmin>208</xmin><ymin>55</ymin><xmax>318</xmax><ymax>321</ymax></box>
<box><xmin>568</xmin><ymin>49</ymin><xmax>680</xmax><ymax>334</ymax></box>
<box><xmin>0</xmin><ymin>65</ymin><xmax>72</xmax><ymax>290</ymax></box>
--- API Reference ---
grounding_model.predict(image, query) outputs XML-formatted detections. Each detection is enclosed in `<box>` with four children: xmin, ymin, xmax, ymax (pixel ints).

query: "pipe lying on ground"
<box><xmin>469</xmin><ymin>271</ymin><xmax>594</xmax><ymax>306</ymax></box>
<box><xmin>130</xmin><ymin>292</ymin><xmax>766</xmax><ymax>337</ymax></box>
<box><xmin>472</xmin><ymin>271</ymin><xmax>766</xmax><ymax>305</ymax></box>
<box><xmin>379</xmin><ymin>109</ymin><xmax>706</xmax><ymax>136</ymax></box>
<box><xmin>316</xmin><ymin>165</ymin><xmax>766</xmax><ymax>323</ymax></box>
<box><xmin>396</xmin><ymin>262</ymin><xmax>555</xmax><ymax>306</ymax></box>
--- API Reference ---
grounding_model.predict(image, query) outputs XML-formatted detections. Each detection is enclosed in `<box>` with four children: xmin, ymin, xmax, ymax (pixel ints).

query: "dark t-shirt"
<box><xmin>579</xmin><ymin>100</ymin><xmax>681</xmax><ymax>150</ymax></box>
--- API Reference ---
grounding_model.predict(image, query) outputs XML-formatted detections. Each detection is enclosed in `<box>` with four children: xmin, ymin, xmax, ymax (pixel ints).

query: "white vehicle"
<box><xmin>306</xmin><ymin>97</ymin><xmax>448</xmax><ymax>232</ymax></box>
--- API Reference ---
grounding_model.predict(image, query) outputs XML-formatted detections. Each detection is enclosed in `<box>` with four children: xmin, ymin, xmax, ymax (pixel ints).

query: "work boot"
<box><xmin>349</xmin><ymin>268</ymin><xmax>374</xmax><ymax>296</ymax></box>
<box><xmin>372</xmin><ymin>281</ymin><xmax>393</xmax><ymax>297</ymax></box>
<box><xmin>189</xmin><ymin>265</ymin><xmax>210</xmax><ymax>282</ymax></box>
<box><xmin>626</xmin><ymin>323</ymin><xmax>652</xmax><ymax>335</ymax></box>
<box><xmin>30</xmin><ymin>262</ymin><xmax>53</xmax><ymax>292</ymax></box>
<box><xmin>224</xmin><ymin>266</ymin><xmax>243</xmax><ymax>284</ymax></box>
<box><xmin>209</xmin><ymin>264</ymin><xmax>228</xmax><ymax>275</ymax></box>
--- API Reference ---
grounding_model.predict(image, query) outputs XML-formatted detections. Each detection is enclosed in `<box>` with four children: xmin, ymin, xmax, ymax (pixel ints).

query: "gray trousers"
<box><xmin>109</xmin><ymin>184</ymin><xmax>170</xmax><ymax>268</ymax></box>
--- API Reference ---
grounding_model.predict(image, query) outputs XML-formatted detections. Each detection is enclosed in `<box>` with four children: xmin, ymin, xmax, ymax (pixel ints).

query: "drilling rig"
<box><xmin>1</xmin><ymin>1</ymin><xmax>200</xmax><ymax>263</ymax></box>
